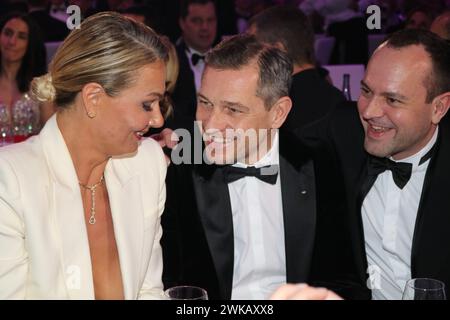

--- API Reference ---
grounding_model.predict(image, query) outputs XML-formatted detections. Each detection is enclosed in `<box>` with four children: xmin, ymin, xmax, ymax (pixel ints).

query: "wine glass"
<box><xmin>402</xmin><ymin>278</ymin><xmax>446</xmax><ymax>300</ymax></box>
<box><xmin>12</xmin><ymin>95</ymin><xmax>37</xmax><ymax>139</ymax></box>
<box><xmin>164</xmin><ymin>286</ymin><xmax>208</xmax><ymax>300</ymax></box>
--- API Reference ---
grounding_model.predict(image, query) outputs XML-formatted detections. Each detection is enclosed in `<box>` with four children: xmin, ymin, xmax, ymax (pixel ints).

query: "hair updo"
<box><xmin>31</xmin><ymin>73</ymin><xmax>55</xmax><ymax>102</ymax></box>
<box><xmin>31</xmin><ymin>11</ymin><xmax>168</xmax><ymax>108</ymax></box>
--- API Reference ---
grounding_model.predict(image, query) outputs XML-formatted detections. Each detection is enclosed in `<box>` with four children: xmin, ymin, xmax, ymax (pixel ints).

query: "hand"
<box><xmin>270</xmin><ymin>284</ymin><xmax>343</xmax><ymax>300</ymax></box>
<box><xmin>150</xmin><ymin>128</ymin><xmax>179</xmax><ymax>165</ymax></box>
<box><xmin>150</xmin><ymin>128</ymin><xmax>179</xmax><ymax>149</ymax></box>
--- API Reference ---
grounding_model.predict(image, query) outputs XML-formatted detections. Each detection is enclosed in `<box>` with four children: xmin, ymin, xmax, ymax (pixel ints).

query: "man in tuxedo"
<box><xmin>247</xmin><ymin>5</ymin><xmax>345</xmax><ymax>131</ymax></box>
<box><xmin>300</xmin><ymin>29</ymin><xmax>450</xmax><ymax>299</ymax></box>
<box><xmin>171</xmin><ymin>0</ymin><xmax>217</xmax><ymax>122</ymax></box>
<box><xmin>161</xmin><ymin>34</ymin><xmax>316</xmax><ymax>300</ymax></box>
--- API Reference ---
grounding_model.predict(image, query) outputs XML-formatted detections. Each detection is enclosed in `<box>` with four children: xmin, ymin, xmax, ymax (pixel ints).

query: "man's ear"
<box><xmin>80</xmin><ymin>83</ymin><xmax>104</xmax><ymax>117</ymax></box>
<box><xmin>269</xmin><ymin>96</ymin><xmax>292</xmax><ymax>129</ymax></box>
<box><xmin>431</xmin><ymin>92</ymin><xmax>450</xmax><ymax>125</ymax></box>
<box><xmin>273</xmin><ymin>41</ymin><xmax>287</xmax><ymax>52</ymax></box>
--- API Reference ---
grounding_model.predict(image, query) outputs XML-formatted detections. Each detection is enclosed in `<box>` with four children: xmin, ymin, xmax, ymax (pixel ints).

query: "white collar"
<box><xmin>390</xmin><ymin>126</ymin><xmax>438</xmax><ymax>170</ymax></box>
<box><xmin>185</xmin><ymin>45</ymin><xmax>207</xmax><ymax>58</ymax></box>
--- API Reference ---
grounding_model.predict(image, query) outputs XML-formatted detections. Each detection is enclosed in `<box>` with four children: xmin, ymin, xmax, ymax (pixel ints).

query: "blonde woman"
<box><xmin>0</xmin><ymin>12</ymin><xmax>168</xmax><ymax>299</ymax></box>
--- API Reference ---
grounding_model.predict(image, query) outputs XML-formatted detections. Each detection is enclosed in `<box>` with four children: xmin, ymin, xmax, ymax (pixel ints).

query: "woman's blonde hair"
<box><xmin>31</xmin><ymin>12</ymin><xmax>168</xmax><ymax>109</ymax></box>
<box><xmin>160</xmin><ymin>36</ymin><xmax>179</xmax><ymax>94</ymax></box>
<box><xmin>158</xmin><ymin>36</ymin><xmax>179</xmax><ymax>118</ymax></box>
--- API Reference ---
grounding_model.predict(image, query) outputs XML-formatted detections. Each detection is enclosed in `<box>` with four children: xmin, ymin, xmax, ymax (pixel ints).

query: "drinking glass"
<box><xmin>164</xmin><ymin>286</ymin><xmax>208</xmax><ymax>300</ymax></box>
<box><xmin>0</xmin><ymin>104</ymin><xmax>13</xmax><ymax>146</ymax></box>
<box><xmin>402</xmin><ymin>278</ymin><xmax>446</xmax><ymax>300</ymax></box>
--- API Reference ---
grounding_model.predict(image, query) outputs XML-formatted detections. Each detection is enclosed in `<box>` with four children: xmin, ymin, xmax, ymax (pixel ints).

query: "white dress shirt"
<box><xmin>228</xmin><ymin>132</ymin><xmax>286</xmax><ymax>300</ymax></box>
<box><xmin>185</xmin><ymin>46</ymin><xmax>206</xmax><ymax>92</ymax></box>
<box><xmin>362</xmin><ymin>128</ymin><xmax>438</xmax><ymax>300</ymax></box>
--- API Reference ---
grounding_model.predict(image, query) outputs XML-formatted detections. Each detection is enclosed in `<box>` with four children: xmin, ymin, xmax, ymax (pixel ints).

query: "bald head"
<box><xmin>430</xmin><ymin>12</ymin><xmax>450</xmax><ymax>40</ymax></box>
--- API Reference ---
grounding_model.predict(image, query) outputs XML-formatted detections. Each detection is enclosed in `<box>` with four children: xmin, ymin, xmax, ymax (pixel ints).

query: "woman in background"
<box><xmin>0</xmin><ymin>12</ymin><xmax>46</xmax><ymax>141</ymax></box>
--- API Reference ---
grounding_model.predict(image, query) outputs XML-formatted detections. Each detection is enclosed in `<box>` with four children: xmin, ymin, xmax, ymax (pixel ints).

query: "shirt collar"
<box><xmin>185</xmin><ymin>45</ymin><xmax>205</xmax><ymax>58</ymax></box>
<box><xmin>390</xmin><ymin>126</ymin><xmax>438</xmax><ymax>170</ymax></box>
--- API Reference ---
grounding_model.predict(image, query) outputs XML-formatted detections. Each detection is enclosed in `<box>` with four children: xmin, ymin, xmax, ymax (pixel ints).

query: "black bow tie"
<box><xmin>223</xmin><ymin>165</ymin><xmax>279</xmax><ymax>185</ymax></box>
<box><xmin>367</xmin><ymin>145</ymin><xmax>435</xmax><ymax>189</ymax></box>
<box><xmin>191</xmin><ymin>53</ymin><xmax>205</xmax><ymax>66</ymax></box>
<box><xmin>367</xmin><ymin>157</ymin><xmax>412</xmax><ymax>189</ymax></box>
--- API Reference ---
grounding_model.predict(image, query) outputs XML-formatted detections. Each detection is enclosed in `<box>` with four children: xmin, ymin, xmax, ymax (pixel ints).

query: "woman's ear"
<box><xmin>431</xmin><ymin>92</ymin><xmax>450</xmax><ymax>125</ymax></box>
<box><xmin>269</xmin><ymin>96</ymin><xmax>292</xmax><ymax>129</ymax></box>
<box><xmin>80</xmin><ymin>83</ymin><xmax>104</xmax><ymax>118</ymax></box>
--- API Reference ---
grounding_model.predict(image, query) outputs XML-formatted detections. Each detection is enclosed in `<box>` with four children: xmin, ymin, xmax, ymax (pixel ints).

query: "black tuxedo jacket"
<box><xmin>299</xmin><ymin>101</ymin><xmax>450</xmax><ymax>299</ymax></box>
<box><xmin>284</xmin><ymin>68</ymin><xmax>345</xmax><ymax>131</ymax></box>
<box><xmin>161</xmin><ymin>130</ymin><xmax>316</xmax><ymax>299</ymax></box>
<box><xmin>29</xmin><ymin>10</ymin><xmax>69</xmax><ymax>42</ymax></box>
<box><xmin>171</xmin><ymin>41</ymin><xmax>198</xmax><ymax>121</ymax></box>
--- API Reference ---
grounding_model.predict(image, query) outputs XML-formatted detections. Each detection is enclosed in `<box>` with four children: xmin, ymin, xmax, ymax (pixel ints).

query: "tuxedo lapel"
<box><xmin>191</xmin><ymin>165</ymin><xmax>234</xmax><ymax>299</ymax></box>
<box><xmin>411</xmin><ymin>126</ymin><xmax>450</xmax><ymax>279</ymax></box>
<box><xmin>278</xmin><ymin>131</ymin><xmax>316</xmax><ymax>282</ymax></box>
<box><xmin>331</xmin><ymin>106</ymin><xmax>370</xmax><ymax>284</ymax></box>
<box><xmin>280</xmin><ymin>155</ymin><xmax>316</xmax><ymax>282</ymax></box>
<box><xmin>351</xmin><ymin>158</ymin><xmax>371</xmax><ymax>282</ymax></box>
<box><xmin>105</xmin><ymin>159</ymin><xmax>144</xmax><ymax>300</ymax></box>
<box><xmin>51</xmin><ymin>181</ymin><xmax>95</xmax><ymax>299</ymax></box>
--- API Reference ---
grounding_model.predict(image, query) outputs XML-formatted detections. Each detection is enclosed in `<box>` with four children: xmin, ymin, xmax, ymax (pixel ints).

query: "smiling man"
<box><xmin>300</xmin><ymin>29</ymin><xmax>450</xmax><ymax>300</ymax></box>
<box><xmin>161</xmin><ymin>34</ymin><xmax>317</xmax><ymax>300</ymax></box>
<box><xmin>197</xmin><ymin>44</ymin><xmax>292</xmax><ymax>166</ymax></box>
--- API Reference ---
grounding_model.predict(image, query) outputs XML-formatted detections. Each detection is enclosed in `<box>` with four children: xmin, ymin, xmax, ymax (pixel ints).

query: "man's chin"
<box><xmin>364</xmin><ymin>141</ymin><xmax>392</xmax><ymax>158</ymax></box>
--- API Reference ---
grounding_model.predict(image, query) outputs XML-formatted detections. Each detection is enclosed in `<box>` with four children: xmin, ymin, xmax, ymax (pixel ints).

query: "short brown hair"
<box><xmin>249</xmin><ymin>5</ymin><xmax>315</xmax><ymax>66</ymax></box>
<box><xmin>180</xmin><ymin>0</ymin><xmax>216</xmax><ymax>19</ymax></box>
<box><xmin>385</xmin><ymin>29</ymin><xmax>450</xmax><ymax>103</ymax></box>
<box><xmin>205</xmin><ymin>34</ymin><xmax>293</xmax><ymax>109</ymax></box>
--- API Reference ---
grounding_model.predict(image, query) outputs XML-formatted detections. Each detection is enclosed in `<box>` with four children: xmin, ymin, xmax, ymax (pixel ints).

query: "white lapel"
<box><xmin>40</xmin><ymin>115</ymin><xmax>95</xmax><ymax>299</ymax></box>
<box><xmin>105</xmin><ymin>158</ymin><xmax>144</xmax><ymax>300</ymax></box>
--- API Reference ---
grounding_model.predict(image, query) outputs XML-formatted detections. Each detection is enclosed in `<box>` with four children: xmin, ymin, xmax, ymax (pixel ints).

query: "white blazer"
<box><xmin>0</xmin><ymin>115</ymin><xmax>167</xmax><ymax>299</ymax></box>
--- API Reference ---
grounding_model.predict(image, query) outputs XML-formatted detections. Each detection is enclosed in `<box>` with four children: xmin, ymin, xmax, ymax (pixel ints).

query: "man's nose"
<box><xmin>361</xmin><ymin>97</ymin><xmax>384</xmax><ymax>120</ymax></box>
<box><xmin>204</xmin><ymin>109</ymin><xmax>227</xmax><ymax>132</ymax></box>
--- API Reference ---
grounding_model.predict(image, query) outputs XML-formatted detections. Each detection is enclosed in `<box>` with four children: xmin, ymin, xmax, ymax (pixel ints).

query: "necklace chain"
<box><xmin>79</xmin><ymin>175</ymin><xmax>104</xmax><ymax>225</ymax></box>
